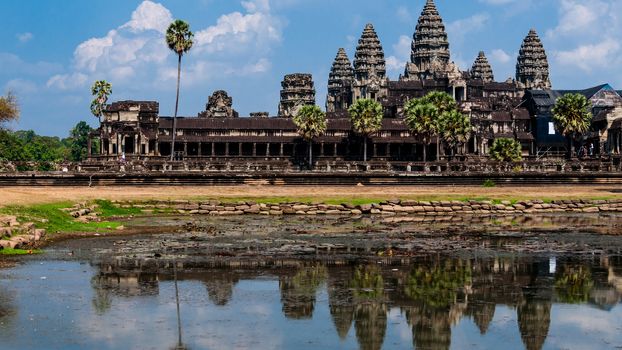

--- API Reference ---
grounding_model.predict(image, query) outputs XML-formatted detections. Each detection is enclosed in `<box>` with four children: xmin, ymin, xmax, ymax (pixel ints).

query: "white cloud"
<box><xmin>46</xmin><ymin>72</ymin><xmax>89</xmax><ymax>90</ymax></box>
<box><xmin>555</xmin><ymin>39</ymin><xmax>621</xmax><ymax>72</ymax></box>
<box><xmin>385</xmin><ymin>35</ymin><xmax>411</xmax><ymax>75</ymax></box>
<box><xmin>121</xmin><ymin>0</ymin><xmax>173</xmax><ymax>34</ymax></box>
<box><xmin>446</xmin><ymin>13</ymin><xmax>490</xmax><ymax>44</ymax></box>
<box><xmin>16</xmin><ymin>32</ymin><xmax>33</xmax><ymax>43</ymax></box>
<box><xmin>47</xmin><ymin>0</ymin><xmax>281</xmax><ymax>93</ymax></box>
<box><xmin>4</xmin><ymin>78</ymin><xmax>38</xmax><ymax>94</ymax></box>
<box><xmin>396</xmin><ymin>6</ymin><xmax>412</xmax><ymax>23</ymax></box>
<box><xmin>490</xmin><ymin>49</ymin><xmax>511</xmax><ymax>64</ymax></box>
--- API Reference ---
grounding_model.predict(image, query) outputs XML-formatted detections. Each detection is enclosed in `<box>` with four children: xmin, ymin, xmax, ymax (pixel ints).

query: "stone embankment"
<box><xmin>0</xmin><ymin>215</ymin><xmax>46</xmax><ymax>249</ymax></box>
<box><xmin>114</xmin><ymin>198</ymin><xmax>622</xmax><ymax>217</ymax></box>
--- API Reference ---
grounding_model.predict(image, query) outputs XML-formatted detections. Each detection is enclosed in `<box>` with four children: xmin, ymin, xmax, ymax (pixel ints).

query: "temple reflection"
<box><xmin>89</xmin><ymin>255</ymin><xmax>622</xmax><ymax>350</ymax></box>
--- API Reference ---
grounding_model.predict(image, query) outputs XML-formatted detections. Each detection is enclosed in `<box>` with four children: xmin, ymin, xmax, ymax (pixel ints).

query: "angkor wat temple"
<box><xmin>88</xmin><ymin>0</ymin><xmax>622</xmax><ymax>171</ymax></box>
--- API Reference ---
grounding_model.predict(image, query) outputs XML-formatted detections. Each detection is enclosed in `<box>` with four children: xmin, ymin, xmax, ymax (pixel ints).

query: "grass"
<box><xmin>94</xmin><ymin>199</ymin><xmax>143</xmax><ymax>218</ymax></box>
<box><xmin>0</xmin><ymin>202</ymin><xmax>123</xmax><ymax>234</ymax></box>
<box><xmin>0</xmin><ymin>248</ymin><xmax>42</xmax><ymax>256</ymax></box>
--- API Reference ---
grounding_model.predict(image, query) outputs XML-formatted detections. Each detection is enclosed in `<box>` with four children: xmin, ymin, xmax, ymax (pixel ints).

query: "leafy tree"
<box><xmin>348</xmin><ymin>99</ymin><xmax>383</xmax><ymax>162</ymax></box>
<box><xmin>552</xmin><ymin>93</ymin><xmax>592</xmax><ymax>159</ymax></box>
<box><xmin>0</xmin><ymin>92</ymin><xmax>19</xmax><ymax>129</ymax></box>
<box><xmin>166</xmin><ymin>19</ymin><xmax>194</xmax><ymax>161</ymax></box>
<box><xmin>404</xmin><ymin>102</ymin><xmax>439</xmax><ymax>162</ymax></box>
<box><xmin>292</xmin><ymin>105</ymin><xmax>327</xmax><ymax>168</ymax></box>
<box><xmin>68</xmin><ymin>121</ymin><xmax>93</xmax><ymax>161</ymax></box>
<box><xmin>419</xmin><ymin>91</ymin><xmax>458</xmax><ymax>115</ymax></box>
<box><xmin>439</xmin><ymin>109</ymin><xmax>472</xmax><ymax>158</ymax></box>
<box><xmin>490</xmin><ymin>138</ymin><xmax>522</xmax><ymax>162</ymax></box>
<box><xmin>90</xmin><ymin>81</ymin><xmax>112</xmax><ymax>119</ymax></box>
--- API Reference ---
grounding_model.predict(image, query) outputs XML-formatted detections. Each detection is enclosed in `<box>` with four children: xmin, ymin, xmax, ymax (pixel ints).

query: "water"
<box><xmin>0</xmin><ymin>255</ymin><xmax>621</xmax><ymax>350</ymax></box>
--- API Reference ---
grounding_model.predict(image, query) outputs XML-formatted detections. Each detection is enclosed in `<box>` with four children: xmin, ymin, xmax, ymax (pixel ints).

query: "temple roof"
<box><xmin>328</xmin><ymin>48</ymin><xmax>354</xmax><ymax>90</ymax></box>
<box><xmin>412</xmin><ymin>0</ymin><xmax>450</xmax><ymax>66</ymax></box>
<box><xmin>106</xmin><ymin>101</ymin><xmax>159</xmax><ymax>113</ymax></box>
<box><xmin>516</xmin><ymin>29</ymin><xmax>551</xmax><ymax>89</ymax></box>
<box><xmin>353</xmin><ymin>23</ymin><xmax>386</xmax><ymax>81</ymax></box>
<box><xmin>471</xmin><ymin>51</ymin><xmax>494</xmax><ymax>83</ymax></box>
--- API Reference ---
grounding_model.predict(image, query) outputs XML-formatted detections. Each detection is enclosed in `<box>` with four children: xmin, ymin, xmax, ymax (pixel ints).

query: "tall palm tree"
<box><xmin>292</xmin><ymin>105</ymin><xmax>327</xmax><ymax>168</ymax></box>
<box><xmin>348</xmin><ymin>99</ymin><xmax>383</xmax><ymax>162</ymax></box>
<box><xmin>90</xmin><ymin>80</ymin><xmax>112</xmax><ymax>120</ymax></box>
<box><xmin>404</xmin><ymin>101</ymin><xmax>439</xmax><ymax>162</ymax></box>
<box><xmin>420</xmin><ymin>91</ymin><xmax>458</xmax><ymax>115</ymax></box>
<box><xmin>439</xmin><ymin>109</ymin><xmax>472</xmax><ymax>158</ymax></box>
<box><xmin>166</xmin><ymin>20</ymin><xmax>194</xmax><ymax>161</ymax></box>
<box><xmin>551</xmin><ymin>93</ymin><xmax>592</xmax><ymax>159</ymax></box>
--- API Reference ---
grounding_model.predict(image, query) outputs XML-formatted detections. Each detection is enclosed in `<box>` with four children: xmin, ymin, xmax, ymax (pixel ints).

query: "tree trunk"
<box><xmin>567</xmin><ymin>136</ymin><xmax>573</xmax><ymax>160</ymax></box>
<box><xmin>423</xmin><ymin>143</ymin><xmax>427</xmax><ymax>162</ymax></box>
<box><xmin>363</xmin><ymin>137</ymin><xmax>367</xmax><ymax>162</ymax></box>
<box><xmin>170</xmin><ymin>54</ymin><xmax>182</xmax><ymax>162</ymax></box>
<box><xmin>309</xmin><ymin>139</ymin><xmax>313</xmax><ymax>169</ymax></box>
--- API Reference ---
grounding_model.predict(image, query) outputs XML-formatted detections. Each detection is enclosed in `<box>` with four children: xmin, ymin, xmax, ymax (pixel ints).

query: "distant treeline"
<box><xmin>0</xmin><ymin>121</ymin><xmax>96</xmax><ymax>166</ymax></box>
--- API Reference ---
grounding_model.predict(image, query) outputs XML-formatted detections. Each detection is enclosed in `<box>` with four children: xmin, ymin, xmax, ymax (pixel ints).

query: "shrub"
<box><xmin>490</xmin><ymin>138</ymin><xmax>522</xmax><ymax>162</ymax></box>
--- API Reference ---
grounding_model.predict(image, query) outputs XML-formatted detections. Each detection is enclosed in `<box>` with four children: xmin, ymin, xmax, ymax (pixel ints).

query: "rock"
<box><xmin>359</xmin><ymin>204</ymin><xmax>373</xmax><ymax>213</ymax></box>
<box><xmin>269</xmin><ymin>210</ymin><xmax>284</xmax><ymax>215</ymax></box>
<box><xmin>370</xmin><ymin>209</ymin><xmax>382</xmax><ymax>215</ymax></box>
<box><xmin>351</xmin><ymin>209</ymin><xmax>362</xmax><ymax>215</ymax></box>
<box><xmin>34</xmin><ymin>229</ymin><xmax>45</xmax><ymax>241</ymax></box>
<box><xmin>583</xmin><ymin>207</ymin><xmax>599</xmax><ymax>213</ymax></box>
<box><xmin>116</xmin><ymin>225</ymin><xmax>125</xmax><ymax>230</ymax></box>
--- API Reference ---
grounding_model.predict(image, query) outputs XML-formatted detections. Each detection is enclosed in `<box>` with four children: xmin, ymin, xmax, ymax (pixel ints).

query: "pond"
<box><xmin>0</xmin><ymin>215</ymin><xmax>621</xmax><ymax>349</ymax></box>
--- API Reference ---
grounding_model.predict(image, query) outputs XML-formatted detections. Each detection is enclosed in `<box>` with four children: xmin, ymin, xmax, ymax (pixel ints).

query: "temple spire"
<box><xmin>326</xmin><ymin>48</ymin><xmax>354</xmax><ymax>112</ymax></box>
<box><xmin>516</xmin><ymin>29</ymin><xmax>551</xmax><ymax>89</ymax></box>
<box><xmin>353</xmin><ymin>24</ymin><xmax>386</xmax><ymax>82</ymax></box>
<box><xmin>471</xmin><ymin>51</ymin><xmax>494</xmax><ymax>83</ymax></box>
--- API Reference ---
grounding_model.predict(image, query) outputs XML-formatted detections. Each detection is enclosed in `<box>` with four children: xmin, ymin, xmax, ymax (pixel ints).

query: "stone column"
<box><xmin>225</xmin><ymin>143</ymin><xmax>229</xmax><ymax>157</ymax></box>
<box><xmin>135</xmin><ymin>134</ymin><xmax>139</xmax><ymax>155</ymax></box>
<box><xmin>183</xmin><ymin>142</ymin><xmax>188</xmax><ymax>156</ymax></box>
<box><xmin>87</xmin><ymin>136</ymin><xmax>92</xmax><ymax>157</ymax></box>
<box><xmin>253</xmin><ymin>143</ymin><xmax>257</xmax><ymax>157</ymax></box>
<box><xmin>211</xmin><ymin>142</ymin><xmax>215</xmax><ymax>157</ymax></box>
<box><xmin>280</xmin><ymin>143</ymin><xmax>284</xmax><ymax>156</ymax></box>
<box><xmin>266</xmin><ymin>143</ymin><xmax>270</xmax><ymax>157</ymax></box>
<box><xmin>373</xmin><ymin>143</ymin><xmax>377</xmax><ymax>157</ymax></box>
<box><xmin>386</xmin><ymin>143</ymin><xmax>391</xmax><ymax>157</ymax></box>
<box><xmin>320</xmin><ymin>142</ymin><xmax>325</xmax><ymax>157</ymax></box>
<box><xmin>239</xmin><ymin>143</ymin><xmax>243</xmax><ymax>156</ymax></box>
<box><xmin>198</xmin><ymin>142</ymin><xmax>202</xmax><ymax>156</ymax></box>
<box><xmin>334</xmin><ymin>143</ymin><xmax>338</xmax><ymax>156</ymax></box>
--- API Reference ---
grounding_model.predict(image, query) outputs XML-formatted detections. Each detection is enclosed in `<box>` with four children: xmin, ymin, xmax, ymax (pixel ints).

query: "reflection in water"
<box><xmin>279</xmin><ymin>264</ymin><xmax>327</xmax><ymax>319</ymax></box>
<box><xmin>4</xmin><ymin>255</ymin><xmax>620</xmax><ymax>350</ymax></box>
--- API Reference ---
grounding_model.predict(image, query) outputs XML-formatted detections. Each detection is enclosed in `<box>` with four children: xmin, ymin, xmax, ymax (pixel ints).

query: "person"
<box><xmin>121</xmin><ymin>152</ymin><xmax>126</xmax><ymax>163</ymax></box>
<box><xmin>589</xmin><ymin>143</ymin><xmax>594</xmax><ymax>157</ymax></box>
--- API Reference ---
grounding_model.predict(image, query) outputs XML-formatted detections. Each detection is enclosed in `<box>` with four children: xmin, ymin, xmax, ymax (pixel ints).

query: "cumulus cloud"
<box><xmin>446</xmin><ymin>13</ymin><xmax>490</xmax><ymax>44</ymax></box>
<box><xmin>47</xmin><ymin>0</ymin><xmax>281</xmax><ymax>91</ymax></box>
<box><xmin>490</xmin><ymin>49</ymin><xmax>511</xmax><ymax>64</ymax></box>
<box><xmin>547</xmin><ymin>0</ymin><xmax>622</xmax><ymax>82</ymax></box>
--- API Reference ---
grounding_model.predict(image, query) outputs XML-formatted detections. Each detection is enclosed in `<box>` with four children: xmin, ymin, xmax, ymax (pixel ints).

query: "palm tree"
<box><xmin>90</xmin><ymin>80</ymin><xmax>112</xmax><ymax>121</ymax></box>
<box><xmin>166</xmin><ymin>20</ymin><xmax>194</xmax><ymax>161</ymax></box>
<box><xmin>404</xmin><ymin>101</ymin><xmax>439</xmax><ymax>162</ymax></box>
<box><xmin>439</xmin><ymin>109</ymin><xmax>472</xmax><ymax>159</ymax></box>
<box><xmin>551</xmin><ymin>93</ymin><xmax>592</xmax><ymax>159</ymax></box>
<box><xmin>292</xmin><ymin>105</ymin><xmax>327</xmax><ymax>168</ymax></box>
<box><xmin>420</xmin><ymin>91</ymin><xmax>458</xmax><ymax>115</ymax></box>
<box><xmin>348</xmin><ymin>99</ymin><xmax>383</xmax><ymax>162</ymax></box>
<box><xmin>490</xmin><ymin>138</ymin><xmax>522</xmax><ymax>162</ymax></box>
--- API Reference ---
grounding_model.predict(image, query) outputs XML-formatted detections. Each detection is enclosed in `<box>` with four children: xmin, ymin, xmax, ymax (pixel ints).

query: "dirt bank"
<box><xmin>2</xmin><ymin>184</ymin><xmax>622</xmax><ymax>207</ymax></box>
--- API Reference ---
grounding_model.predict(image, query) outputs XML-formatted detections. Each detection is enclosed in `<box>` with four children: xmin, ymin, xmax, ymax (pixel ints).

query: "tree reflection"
<box><xmin>555</xmin><ymin>264</ymin><xmax>594</xmax><ymax>304</ymax></box>
<box><xmin>279</xmin><ymin>264</ymin><xmax>327</xmax><ymax>319</ymax></box>
<box><xmin>350</xmin><ymin>265</ymin><xmax>387</xmax><ymax>350</ymax></box>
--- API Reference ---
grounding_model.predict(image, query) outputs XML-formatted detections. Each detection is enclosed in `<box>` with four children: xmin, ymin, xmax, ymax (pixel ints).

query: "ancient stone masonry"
<box><xmin>470</xmin><ymin>52</ymin><xmax>494</xmax><ymax>83</ymax></box>
<box><xmin>403</xmin><ymin>0</ymin><xmax>451</xmax><ymax>81</ymax></box>
<box><xmin>198</xmin><ymin>90</ymin><xmax>239</xmax><ymax>118</ymax></box>
<box><xmin>352</xmin><ymin>23</ymin><xmax>388</xmax><ymax>102</ymax></box>
<box><xmin>278</xmin><ymin>73</ymin><xmax>316</xmax><ymax>118</ymax></box>
<box><xmin>326</xmin><ymin>48</ymin><xmax>354</xmax><ymax>112</ymax></box>
<box><xmin>516</xmin><ymin>29</ymin><xmax>551</xmax><ymax>90</ymax></box>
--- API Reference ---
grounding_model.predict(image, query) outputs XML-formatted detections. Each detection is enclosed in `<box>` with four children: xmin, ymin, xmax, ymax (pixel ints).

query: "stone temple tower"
<box><xmin>516</xmin><ymin>29</ymin><xmax>551</xmax><ymax>90</ymax></box>
<box><xmin>470</xmin><ymin>51</ymin><xmax>494</xmax><ymax>83</ymax></box>
<box><xmin>326</xmin><ymin>48</ymin><xmax>354</xmax><ymax>112</ymax></box>
<box><xmin>352</xmin><ymin>23</ymin><xmax>387</xmax><ymax>102</ymax></box>
<box><xmin>278</xmin><ymin>73</ymin><xmax>316</xmax><ymax>118</ymax></box>
<box><xmin>403</xmin><ymin>0</ymin><xmax>451</xmax><ymax>81</ymax></box>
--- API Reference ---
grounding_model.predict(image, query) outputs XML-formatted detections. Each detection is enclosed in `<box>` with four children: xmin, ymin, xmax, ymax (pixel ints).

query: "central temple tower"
<box><xmin>403</xmin><ymin>0</ymin><xmax>454</xmax><ymax>82</ymax></box>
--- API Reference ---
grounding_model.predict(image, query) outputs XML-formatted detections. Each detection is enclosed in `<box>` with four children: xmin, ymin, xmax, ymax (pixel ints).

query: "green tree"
<box><xmin>490</xmin><ymin>138</ymin><xmax>522</xmax><ymax>162</ymax></box>
<box><xmin>166</xmin><ymin>19</ymin><xmax>194</xmax><ymax>161</ymax></box>
<box><xmin>68</xmin><ymin>121</ymin><xmax>93</xmax><ymax>161</ymax></box>
<box><xmin>292</xmin><ymin>105</ymin><xmax>327</xmax><ymax>168</ymax></box>
<box><xmin>551</xmin><ymin>93</ymin><xmax>592</xmax><ymax>159</ymax></box>
<box><xmin>90</xmin><ymin>81</ymin><xmax>112</xmax><ymax>120</ymax></box>
<box><xmin>439</xmin><ymin>109</ymin><xmax>472</xmax><ymax>158</ymax></box>
<box><xmin>419</xmin><ymin>91</ymin><xmax>458</xmax><ymax>115</ymax></box>
<box><xmin>348</xmin><ymin>99</ymin><xmax>383</xmax><ymax>162</ymax></box>
<box><xmin>0</xmin><ymin>92</ymin><xmax>19</xmax><ymax>129</ymax></box>
<box><xmin>404</xmin><ymin>102</ymin><xmax>439</xmax><ymax>162</ymax></box>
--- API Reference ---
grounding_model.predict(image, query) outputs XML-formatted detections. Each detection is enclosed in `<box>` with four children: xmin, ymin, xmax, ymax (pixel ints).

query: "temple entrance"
<box><xmin>124</xmin><ymin>136</ymin><xmax>134</xmax><ymax>154</ymax></box>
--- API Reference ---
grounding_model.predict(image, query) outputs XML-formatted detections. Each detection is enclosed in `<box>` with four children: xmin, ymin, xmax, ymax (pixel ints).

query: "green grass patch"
<box><xmin>0</xmin><ymin>248</ymin><xmax>42</xmax><ymax>256</ymax></box>
<box><xmin>0</xmin><ymin>202</ymin><xmax>123</xmax><ymax>234</ymax></box>
<box><xmin>94</xmin><ymin>200</ymin><xmax>142</xmax><ymax>218</ymax></box>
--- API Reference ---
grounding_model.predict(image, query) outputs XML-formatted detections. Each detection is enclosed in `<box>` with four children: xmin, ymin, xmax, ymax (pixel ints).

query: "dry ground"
<box><xmin>1</xmin><ymin>185</ymin><xmax>622</xmax><ymax>207</ymax></box>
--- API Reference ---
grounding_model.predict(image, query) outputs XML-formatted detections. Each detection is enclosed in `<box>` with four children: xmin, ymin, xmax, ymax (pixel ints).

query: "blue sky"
<box><xmin>1</xmin><ymin>0</ymin><xmax>621</xmax><ymax>136</ymax></box>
